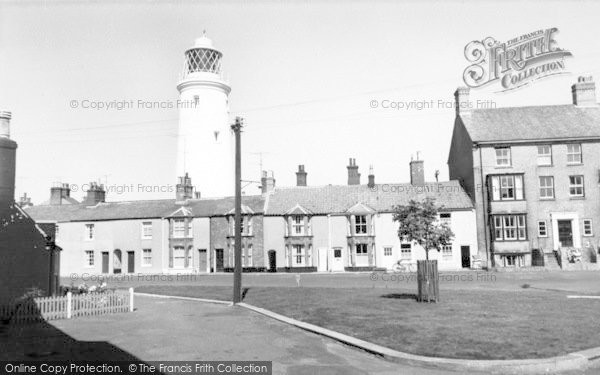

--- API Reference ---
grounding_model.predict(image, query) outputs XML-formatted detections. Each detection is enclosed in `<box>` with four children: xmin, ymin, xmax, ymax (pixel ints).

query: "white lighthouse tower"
<box><xmin>176</xmin><ymin>34</ymin><xmax>232</xmax><ymax>198</ymax></box>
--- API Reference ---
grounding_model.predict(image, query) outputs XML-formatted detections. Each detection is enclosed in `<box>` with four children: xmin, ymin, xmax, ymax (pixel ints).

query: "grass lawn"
<box><xmin>136</xmin><ymin>284</ymin><xmax>600</xmax><ymax>360</ymax></box>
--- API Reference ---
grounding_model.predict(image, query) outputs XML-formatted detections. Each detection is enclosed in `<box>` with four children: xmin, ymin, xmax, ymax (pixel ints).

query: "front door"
<box><xmin>215</xmin><ymin>249</ymin><xmax>224</xmax><ymax>272</ymax></box>
<box><xmin>127</xmin><ymin>251</ymin><xmax>135</xmax><ymax>273</ymax></box>
<box><xmin>198</xmin><ymin>249</ymin><xmax>207</xmax><ymax>272</ymax></box>
<box><xmin>102</xmin><ymin>252</ymin><xmax>109</xmax><ymax>273</ymax></box>
<box><xmin>461</xmin><ymin>246</ymin><xmax>471</xmax><ymax>268</ymax></box>
<box><xmin>558</xmin><ymin>220</ymin><xmax>573</xmax><ymax>247</ymax></box>
<box><xmin>268</xmin><ymin>250</ymin><xmax>277</xmax><ymax>272</ymax></box>
<box><xmin>331</xmin><ymin>247</ymin><xmax>344</xmax><ymax>272</ymax></box>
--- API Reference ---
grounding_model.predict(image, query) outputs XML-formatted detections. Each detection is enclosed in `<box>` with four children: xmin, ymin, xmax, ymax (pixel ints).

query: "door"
<box><xmin>127</xmin><ymin>251</ymin><xmax>135</xmax><ymax>273</ymax></box>
<box><xmin>558</xmin><ymin>220</ymin><xmax>573</xmax><ymax>247</ymax></box>
<box><xmin>268</xmin><ymin>250</ymin><xmax>277</xmax><ymax>272</ymax></box>
<box><xmin>331</xmin><ymin>247</ymin><xmax>344</xmax><ymax>271</ymax></box>
<box><xmin>461</xmin><ymin>246</ymin><xmax>471</xmax><ymax>268</ymax></box>
<box><xmin>215</xmin><ymin>249</ymin><xmax>224</xmax><ymax>272</ymax></box>
<box><xmin>102</xmin><ymin>252</ymin><xmax>109</xmax><ymax>273</ymax></box>
<box><xmin>317</xmin><ymin>247</ymin><xmax>327</xmax><ymax>272</ymax></box>
<box><xmin>113</xmin><ymin>249</ymin><xmax>122</xmax><ymax>274</ymax></box>
<box><xmin>198</xmin><ymin>249</ymin><xmax>207</xmax><ymax>272</ymax></box>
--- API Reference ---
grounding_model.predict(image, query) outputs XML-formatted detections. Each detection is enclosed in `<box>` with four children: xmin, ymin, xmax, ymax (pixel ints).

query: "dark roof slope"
<box><xmin>462</xmin><ymin>104</ymin><xmax>600</xmax><ymax>143</ymax></box>
<box><xmin>264</xmin><ymin>181</ymin><xmax>473</xmax><ymax>215</ymax></box>
<box><xmin>25</xmin><ymin>195</ymin><xmax>266</xmax><ymax>223</ymax></box>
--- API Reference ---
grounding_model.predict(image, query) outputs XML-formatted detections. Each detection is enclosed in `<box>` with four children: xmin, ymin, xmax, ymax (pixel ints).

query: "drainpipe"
<box><xmin>327</xmin><ymin>214</ymin><xmax>332</xmax><ymax>271</ymax></box>
<box><xmin>478</xmin><ymin>146</ymin><xmax>491</xmax><ymax>269</ymax></box>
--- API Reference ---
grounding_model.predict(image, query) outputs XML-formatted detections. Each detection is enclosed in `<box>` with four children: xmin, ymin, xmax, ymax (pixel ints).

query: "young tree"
<box><xmin>393</xmin><ymin>198</ymin><xmax>454</xmax><ymax>260</ymax></box>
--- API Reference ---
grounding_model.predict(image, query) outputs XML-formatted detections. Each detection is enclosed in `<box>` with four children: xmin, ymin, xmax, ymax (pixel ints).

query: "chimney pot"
<box><xmin>296</xmin><ymin>164</ymin><xmax>307</xmax><ymax>186</ymax></box>
<box><xmin>409</xmin><ymin>156</ymin><xmax>425</xmax><ymax>186</ymax></box>
<box><xmin>347</xmin><ymin>158</ymin><xmax>361</xmax><ymax>185</ymax></box>
<box><xmin>454</xmin><ymin>87</ymin><xmax>471</xmax><ymax>116</ymax></box>
<box><xmin>572</xmin><ymin>76</ymin><xmax>597</xmax><ymax>106</ymax></box>
<box><xmin>368</xmin><ymin>165</ymin><xmax>375</xmax><ymax>188</ymax></box>
<box><xmin>261</xmin><ymin>170</ymin><xmax>276</xmax><ymax>194</ymax></box>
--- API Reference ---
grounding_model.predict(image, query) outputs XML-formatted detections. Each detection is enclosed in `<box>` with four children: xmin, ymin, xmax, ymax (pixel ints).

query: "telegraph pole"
<box><xmin>232</xmin><ymin>117</ymin><xmax>244</xmax><ymax>304</ymax></box>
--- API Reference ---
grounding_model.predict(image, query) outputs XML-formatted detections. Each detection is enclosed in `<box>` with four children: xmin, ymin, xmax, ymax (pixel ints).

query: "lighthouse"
<box><xmin>176</xmin><ymin>34</ymin><xmax>232</xmax><ymax>198</ymax></box>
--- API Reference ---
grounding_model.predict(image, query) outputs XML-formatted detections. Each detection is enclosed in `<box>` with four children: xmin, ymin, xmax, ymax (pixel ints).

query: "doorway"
<box><xmin>557</xmin><ymin>220</ymin><xmax>573</xmax><ymax>247</ymax></box>
<box><xmin>331</xmin><ymin>247</ymin><xmax>344</xmax><ymax>271</ymax></box>
<box><xmin>113</xmin><ymin>249</ymin><xmax>122</xmax><ymax>274</ymax></box>
<box><xmin>127</xmin><ymin>251</ymin><xmax>135</xmax><ymax>273</ymax></box>
<box><xmin>102</xmin><ymin>252</ymin><xmax>109</xmax><ymax>273</ymax></box>
<box><xmin>268</xmin><ymin>250</ymin><xmax>277</xmax><ymax>272</ymax></box>
<box><xmin>215</xmin><ymin>249</ymin><xmax>224</xmax><ymax>272</ymax></box>
<box><xmin>461</xmin><ymin>246</ymin><xmax>471</xmax><ymax>268</ymax></box>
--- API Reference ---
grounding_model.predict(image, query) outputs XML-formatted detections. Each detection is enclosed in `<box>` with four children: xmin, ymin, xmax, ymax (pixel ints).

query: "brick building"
<box><xmin>448</xmin><ymin>76</ymin><xmax>600</xmax><ymax>269</ymax></box>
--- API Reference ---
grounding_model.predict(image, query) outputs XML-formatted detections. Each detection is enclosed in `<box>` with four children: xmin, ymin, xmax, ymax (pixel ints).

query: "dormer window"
<box><xmin>292</xmin><ymin>215</ymin><xmax>305</xmax><ymax>235</ymax></box>
<box><xmin>355</xmin><ymin>215</ymin><xmax>368</xmax><ymax>235</ymax></box>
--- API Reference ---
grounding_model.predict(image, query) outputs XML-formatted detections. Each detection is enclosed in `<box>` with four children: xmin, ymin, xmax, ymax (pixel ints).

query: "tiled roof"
<box><xmin>462</xmin><ymin>104</ymin><xmax>600</xmax><ymax>143</ymax></box>
<box><xmin>25</xmin><ymin>195</ymin><xmax>266</xmax><ymax>223</ymax></box>
<box><xmin>264</xmin><ymin>181</ymin><xmax>473</xmax><ymax>215</ymax></box>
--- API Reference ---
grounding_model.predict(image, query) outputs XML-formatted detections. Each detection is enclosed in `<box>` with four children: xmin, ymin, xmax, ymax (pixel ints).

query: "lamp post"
<box><xmin>231</xmin><ymin>117</ymin><xmax>244</xmax><ymax>304</ymax></box>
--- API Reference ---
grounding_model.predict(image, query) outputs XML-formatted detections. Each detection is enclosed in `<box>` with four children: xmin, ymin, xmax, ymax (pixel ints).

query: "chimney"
<box><xmin>454</xmin><ymin>87</ymin><xmax>471</xmax><ymax>116</ymax></box>
<box><xmin>83</xmin><ymin>182</ymin><xmax>106</xmax><ymax>205</ymax></box>
<box><xmin>176</xmin><ymin>173</ymin><xmax>194</xmax><ymax>202</ymax></box>
<box><xmin>572</xmin><ymin>76</ymin><xmax>597</xmax><ymax>106</ymax></box>
<box><xmin>18</xmin><ymin>192</ymin><xmax>33</xmax><ymax>207</ymax></box>
<box><xmin>50</xmin><ymin>183</ymin><xmax>72</xmax><ymax>205</ymax></box>
<box><xmin>367</xmin><ymin>165</ymin><xmax>375</xmax><ymax>189</ymax></box>
<box><xmin>296</xmin><ymin>165</ymin><xmax>307</xmax><ymax>187</ymax></box>
<box><xmin>261</xmin><ymin>170</ymin><xmax>276</xmax><ymax>194</ymax></box>
<box><xmin>0</xmin><ymin>111</ymin><xmax>16</xmax><ymax>204</ymax></box>
<box><xmin>410</xmin><ymin>153</ymin><xmax>425</xmax><ymax>186</ymax></box>
<box><xmin>347</xmin><ymin>158</ymin><xmax>361</xmax><ymax>185</ymax></box>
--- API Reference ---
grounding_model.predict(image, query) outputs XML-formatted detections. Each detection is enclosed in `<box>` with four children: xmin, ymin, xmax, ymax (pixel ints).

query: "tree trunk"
<box><xmin>417</xmin><ymin>260</ymin><xmax>439</xmax><ymax>303</ymax></box>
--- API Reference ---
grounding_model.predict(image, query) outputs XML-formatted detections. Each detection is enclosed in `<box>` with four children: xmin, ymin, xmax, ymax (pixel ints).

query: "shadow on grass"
<box><xmin>380</xmin><ymin>293</ymin><xmax>417</xmax><ymax>300</ymax></box>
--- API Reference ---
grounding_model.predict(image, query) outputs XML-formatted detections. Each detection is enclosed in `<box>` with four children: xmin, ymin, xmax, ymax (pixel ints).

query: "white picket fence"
<box><xmin>0</xmin><ymin>288</ymin><xmax>134</xmax><ymax>324</ymax></box>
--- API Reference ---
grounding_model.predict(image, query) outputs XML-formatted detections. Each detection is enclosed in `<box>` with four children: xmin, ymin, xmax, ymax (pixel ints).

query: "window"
<box><xmin>490</xmin><ymin>175</ymin><xmax>523</xmax><ymax>201</ymax></box>
<box><xmin>231</xmin><ymin>216</ymin><xmax>252</xmax><ymax>236</ymax></box>
<box><xmin>537</xmin><ymin>145</ymin><xmax>552</xmax><ymax>166</ymax></box>
<box><xmin>85</xmin><ymin>224</ymin><xmax>94</xmax><ymax>240</ymax></box>
<box><xmin>85</xmin><ymin>250</ymin><xmax>94</xmax><ymax>267</ymax></box>
<box><xmin>141</xmin><ymin>221</ymin><xmax>153</xmax><ymax>239</ymax></box>
<box><xmin>142</xmin><ymin>249</ymin><xmax>152</xmax><ymax>266</ymax></box>
<box><xmin>356</xmin><ymin>243</ymin><xmax>368</xmax><ymax>255</ymax></box>
<box><xmin>292</xmin><ymin>216</ymin><xmax>305</xmax><ymax>235</ymax></box>
<box><xmin>495</xmin><ymin>147</ymin><xmax>511</xmax><ymax>166</ymax></box>
<box><xmin>384</xmin><ymin>247</ymin><xmax>393</xmax><ymax>256</ymax></box>
<box><xmin>355</xmin><ymin>215</ymin><xmax>368</xmax><ymax>234</ymax></box>
<box><xmin>293</xmin><ymin>245</ymin><xmax>305</xmax><ymax>266</ymax></box>
<box><xmin>173</xmin><ymin>219</ymin><xmax>185</xmax><ymax>238</ymax></box>
<box><xmin>583</xmin><ymin>219</ymin><xmax>593</xmax><ymax>236</ymax></box>
<box><xmin>538</xmin><ymin>221</ymin><xmax>547</xmax><ymax>237</ymax></box>
<box><xmin>333</xmin><ymin>248</ymin><xmax>342</xmax><ymax>258</ymax></box>
<box><xmin>502</xmin><ymin>255</ymin><xmax>523</xmax><ymax>267</ymax></box>
<box><xmin>439</xmin><ymin>213</ymin><xmax>451</xmax><ymax>226</ymax></box>
<box><xmin>569</xmin><ymin>175</ymin><xmax>585</xmax><ymax>197</ymax></box>
<box><xmin>245</xmin><ymin>245</ymin><xmax>253</xmax><ymax>266</ymax></box>
<box><xmin>567</xmin><ymin>144</ymin><xmax>582</xmax><ymax>164</ymax></box>
<box><xmin>492</xmin><ymin>214</ymin><xmax>527</xmax><ymax>241</ymax></box>
<box><xmin>173</xmin><ymin>246</ymin><xmax>185</xmax><ymax>268</ymax></box>
<box><xmin>539</xmin><ymin>176</ymin><xmax>554</xmax><ymax>199</ymax></box>
<box><xmin>400</xmin><ymin>244</ymin><xmax>411</xmax><ymax>259</ymax></box>
<box><xmin>441</xmin><ymin>244</ymin><xmax>452</xmax><ymax>257</ymax></box>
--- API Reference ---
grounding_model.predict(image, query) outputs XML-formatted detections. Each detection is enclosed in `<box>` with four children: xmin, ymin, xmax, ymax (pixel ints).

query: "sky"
<box><xmin>1</xmin><ymin>0</ymin><xmax>600</xmax><ymax>203</ymax></box>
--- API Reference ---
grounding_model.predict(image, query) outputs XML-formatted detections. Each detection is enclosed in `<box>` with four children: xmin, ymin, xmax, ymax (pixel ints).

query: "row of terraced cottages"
<box><xmin>25</xmin><ymin>161</ymin><xmax>477</xmax><ymax>276</ymax></box>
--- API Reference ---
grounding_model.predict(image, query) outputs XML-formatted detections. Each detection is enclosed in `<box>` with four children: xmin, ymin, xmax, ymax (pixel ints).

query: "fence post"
<box><xmin>129</xmin><ymin>288</ymin><xmax>134</xmax><ymax>312</ymax></box>
<box><xmin>66</xmin><ymin>292</ymin><xmax>72</xmax><ymax>319</ymax></box>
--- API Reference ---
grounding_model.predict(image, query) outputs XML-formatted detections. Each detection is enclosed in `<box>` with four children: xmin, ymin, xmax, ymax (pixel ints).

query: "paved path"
<box><xmin>47</xmin><ymin>296</ymin><xmax>479</xmax><ymax>375</ymax></box>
